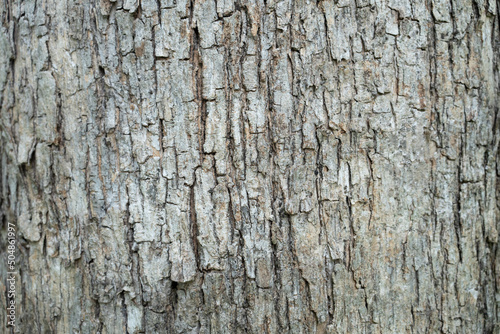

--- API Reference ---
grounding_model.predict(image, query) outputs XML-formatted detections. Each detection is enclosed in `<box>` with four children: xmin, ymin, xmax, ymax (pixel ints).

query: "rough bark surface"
<box><xmin>1</xmin><ymin>0</ymin><xmax>500</xmax><ymax>333</ymax></box>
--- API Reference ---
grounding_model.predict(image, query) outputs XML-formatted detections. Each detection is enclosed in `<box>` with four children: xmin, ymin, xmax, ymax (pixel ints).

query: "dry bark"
<box><xmin>1</xmin><ymin>0</ymin><xmax>499</xmax><ymax>333</ymax></box>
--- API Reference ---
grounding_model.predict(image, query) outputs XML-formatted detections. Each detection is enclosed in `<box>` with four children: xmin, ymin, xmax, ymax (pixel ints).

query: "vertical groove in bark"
<box><xmin>0</xmin><ymin>0</ymin><xmax>499</xmax><ymax>333</ymax></box>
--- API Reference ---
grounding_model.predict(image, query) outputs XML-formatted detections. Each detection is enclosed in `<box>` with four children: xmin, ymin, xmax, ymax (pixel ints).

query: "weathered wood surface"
<box><xmin>0</xmin><ymin>0</ymin><xmax>499</xmax><ymax>332</ymax></box>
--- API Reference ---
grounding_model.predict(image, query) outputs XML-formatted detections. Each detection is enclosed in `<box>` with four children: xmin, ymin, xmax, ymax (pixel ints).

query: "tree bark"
<box><xmin>1</xmin><ymin>0</ymin><xmax>499</xmax><ymax>332</ymax></box>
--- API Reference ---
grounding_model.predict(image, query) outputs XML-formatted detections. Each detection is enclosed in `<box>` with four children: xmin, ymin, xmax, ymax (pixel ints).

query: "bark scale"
<box><xmin>0</xmin><ymin>0</ymin><xmax>499</xmax><ymax>333</ymax></box>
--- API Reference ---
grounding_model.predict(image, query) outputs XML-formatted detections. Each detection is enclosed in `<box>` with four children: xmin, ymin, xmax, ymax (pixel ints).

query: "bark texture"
<box><xmin>1</xmin><ymin>0</ymin><xmax>500</xmax><ymax>332</ymax></box>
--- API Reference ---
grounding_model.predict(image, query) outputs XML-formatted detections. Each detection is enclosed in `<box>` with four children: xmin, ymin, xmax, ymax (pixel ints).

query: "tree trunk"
<box><xmin>1</xmin><ymin>0</ymin><xmax>499</xmax><ymax>332</ymax></box>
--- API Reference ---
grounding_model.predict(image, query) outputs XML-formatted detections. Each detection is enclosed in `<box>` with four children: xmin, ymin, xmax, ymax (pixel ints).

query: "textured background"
<box><xmin>0</xmin><ymin>0</ymin><xmax>499</xmax><ymax>332</ymax></box>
